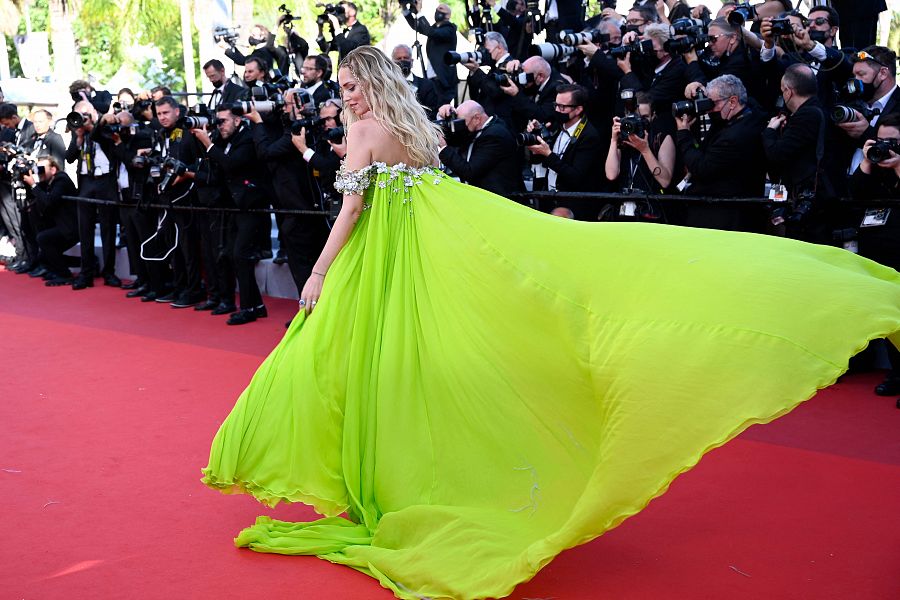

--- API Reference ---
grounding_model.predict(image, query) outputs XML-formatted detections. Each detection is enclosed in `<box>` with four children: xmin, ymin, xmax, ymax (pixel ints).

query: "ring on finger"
<box><xmin>299</xmin><ymin>299</ymin><xmax>306</xmax><ymax>306</ymax></box>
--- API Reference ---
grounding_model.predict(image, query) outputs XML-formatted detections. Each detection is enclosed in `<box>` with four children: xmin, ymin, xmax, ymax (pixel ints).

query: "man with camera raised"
<box><xmin>191</xmin><ymin>107</ymin><xmax>270</xmax><ymax>326</ymax></box>
<box><xmin>618</xmin><ymin>23</ymin><xmax>687</xmax><ymax>116</ymax></box>
<box><xmin>463</xmin><ymin>32</ymin><xmax>516</xmax><ymax>124</ymax></box>
<box><xmin>64</xmin><ymin>101</ymin><xmax>121</xmax><ymax>289</ymax></box>
<box><xmin>316</xmin><ymin>1</ymin><xmax>370</xmax><ymax>63</ymax></box>
<box><xmin>525</xmin><ymin>83</ymin><xmax>604</xmax><ymax>216</ymax></box>
<box><xmin>683</xmin><ymin>18</ymin><xmax>761</xmax><ymax>103</ymax></box>
<box><xmin>392</xmin><ymin>44</ymin><xmax>441</xmax><ymax>119</ymax></box>
<box><xmin>403</xmin><ymin>0</ymin><xmax>459</xmax><ymax>105</ymax></box>
<box><xmin>0</xmin><ymin>103</ymin><xmax>36</xmax><ymax>273</ymax></box>
<box><xmin>436</xmin><ymin>100</ymin><xmax>523</xmax><ymax>197</ymax></box>
<box><xmin>675</xmin><ymin>74</ymin><xmax>767</xmax><ymax>231</ymax></box>
<box><xmin>502</xmin><ymin>56</ymin><xmax>564</xmax><ymax>132</ymax></box>
<box><xmin>224</xmin><ymin>23</ymin><xmax>294</xmax><ymax>76</ymax></box>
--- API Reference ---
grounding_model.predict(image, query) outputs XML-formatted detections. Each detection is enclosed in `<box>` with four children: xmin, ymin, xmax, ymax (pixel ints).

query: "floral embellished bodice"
<box><xmin>334</xmin><ymin>162</ymin><xmax>445</xmax><ymax>211</ymax></box>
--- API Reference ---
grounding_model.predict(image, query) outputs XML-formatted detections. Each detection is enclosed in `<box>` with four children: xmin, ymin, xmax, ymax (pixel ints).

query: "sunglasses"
<box><xmin>810</xmin><ymin>16</ymin><xmax>830</xmax><ymax>26</ymax></box>
<box><xmin>553</xmin><ymin>103</ymin><xmax>579</xmax><ymax>110</ymax></box>
<box><xmin>855</xmin><ymin>51</ymin><xmax>889</xmax><ymax>69</ymax></box>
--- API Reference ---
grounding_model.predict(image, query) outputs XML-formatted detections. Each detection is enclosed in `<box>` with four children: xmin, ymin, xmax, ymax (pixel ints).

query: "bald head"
<box><xmin>455</xmin><ymin>100</ymin><xmax>489</xmax><ymax>133</ymax></box>
<box><xmin>522</xmin><ymin>56</ymin><xmax>552</xmax><ymax>88</ymax></box>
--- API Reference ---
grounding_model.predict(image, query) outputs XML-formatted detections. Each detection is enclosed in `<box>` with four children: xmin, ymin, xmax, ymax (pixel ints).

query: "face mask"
<box><xmin>861</xmin><ymin>76</ymin><xmax>880</xmax><ymax>102</ymax></box>
<box><xmin>434</xmin><ymin>11</ymin><xmax>446</xmax><ymax>22</ymax></box>
<box><xmin>248</xmin><ymin>36</ymin><xmax>265</xmax><ymax>46</ymax></box>
<box><xmin>808</xmin><ymin>30</ymin><xmax>829</xmax><ymax>44</ymax></box>
<box><xmin>624</xmin><ymin>24</ymin><xmax>640</xmax><ymax>34</ymax></box>
<box><xmin>550</xmin><ymin>111</ymin><xmax>569</xmax><ymax>125</ymax></box>
<box><xmin>396</xmin><ymin>59</ymin><xmax>413</xmax><ymax>76</ymax></box>
<box><xmin>774</xmin><ymin>95</ymin><xmax>788</xmax><ymax>115</ymax></box>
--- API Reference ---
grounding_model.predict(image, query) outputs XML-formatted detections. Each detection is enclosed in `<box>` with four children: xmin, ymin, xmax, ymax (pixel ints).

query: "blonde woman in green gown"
<box><xmin>202</xmin><ymin>46</ymin><xmax>900</xmax><ymax>600</ymax></box>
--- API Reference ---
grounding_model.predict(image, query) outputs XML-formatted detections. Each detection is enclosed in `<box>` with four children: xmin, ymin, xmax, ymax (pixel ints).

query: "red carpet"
<box><xmin>1</xmin><ymin>268</ymin><xmax>898</xmax><ymax>599</ymax></box>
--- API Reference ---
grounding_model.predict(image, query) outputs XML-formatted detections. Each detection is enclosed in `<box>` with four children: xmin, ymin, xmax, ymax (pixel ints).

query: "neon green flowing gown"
<box><xmin>202</xmin><ymin>162</ymin><xmax>900</xmax><ymax>600</ymax></box>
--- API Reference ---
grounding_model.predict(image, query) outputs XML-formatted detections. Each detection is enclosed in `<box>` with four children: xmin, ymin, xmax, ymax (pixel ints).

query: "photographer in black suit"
<box><xmin>403</xmin><ymin>0</ymin><xmax>458</xmax><ymax>105</ymax></box>
<box><xmin>392</xmin><ymin>44</ymin><xmax>441</xmax><ymax>119</ymax></box>
<box><xmin>203</xmin><ymin>60</ymin><xmax>247</xmax><ymax>110</ymax></box>
<box><xmin>191</xmin><ymin>108</ymin><xmax>270</xmax><ymax>326</ymax></box>
<box><xmin>223</xmin><ymin>23</ymin><xmax>297</xmax><ymax>76</ymax></box>
<box><xmin>23</xmin><ymin>157</ymin><xmax>78</xmax><ymax>285</ymax></box>
<box><xmin>675</xmin><ymin>74</ymin><xmax>767</xmax><ymax>231</ymax></box>
<box><xmin>0</xmin><ymin>103</ymin><xmax>36</xmax><ymax>272</ymax></box>
<box><xmin>300</xmin><ymin>55</ymin><xmax>340</xmax><ymax>109</ymax></box>
<box><xmin>29</xmin><ymin>110</ymin><xmax>65</xmax><ymax>165</ymax></box>
<box><xmin>488</xmin><ymin>0</ymin><xmax>532</xmax><ymax>61</ymax></box>
<box><xmin>762</xmin><ymin>64</ymin><xmax>832</xmax><ymax>242</ymax></box>
<box><xmin>525</xmin><ymin>84</ymin><xmax>605</xmax><ymax>217</ymax></box>
<box><xmin>316</xmin><ymin>1</ymin><xmax>370</xmax><ymax>63</ymax></box>
<box><xmin>437</xmin><ymin>100</ymin><xmax>524</xmax><ymax>197</ymax></box>
<box><xmin>503</xmin><ymin>56</ymin><xmax>564</xmax><ymax>132</ymax></box>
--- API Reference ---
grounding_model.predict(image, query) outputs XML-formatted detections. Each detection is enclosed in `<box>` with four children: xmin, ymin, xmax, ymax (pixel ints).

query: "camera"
<box><xmin>444</xmin><ymin>49</ymin><xmax>490</xmax><ymax>65</ymax></box>
<box><xmin>726</xmin><ymin>2</ymin><xmax>757</xmax><ymax>26</ymax></box>
<box><xmin>866</xmin><ymin>138</ymin><xmax>900</xmax><ymax>163</ymax></box>
<box><xmin>158</xmin><ymin>157</ymin><xmax>188</xmax><ymax>193</ymax></box>
<box><xmin>435</xmin><ymin>116</ymin><xmax>468</xmax><ymax>136</ymax></box>
<box><xmin>277</xmin><ymin>3</ymin><xmax>300</xmax><ymax>26</ymax></box>
<box><xmin>832</xmin><ymin>79</ymin><xmax>882</xmax><ymax>123</ymax></box>
<box><xmin>670</xmin><ymin>18</ymin><xmax>705</xmax><ymax>36</ymax></box>
<box><xmin>665</xmin><ymin>18</ymin><xmax>708</xmax><ymax>54</ymax></box>
<box><xmin>769</xmin><ymin>18</ymin><xmax>794</xmax><ymax>37</ymax></box>
<box><xmin>529</xmin><ymin>43</ymin><xmax>577</xmax><ymax>62</ymax></box>
<box><xmin>618</xmin><ymin>114</ymin><xmax>648</xmax><ymax>143</ymax></box>
<box><xmin>213</xmin><ymin>25</ymin><xmax>241</xmax><ymax>47</ymax></box>
<box><xmin>560</xmin><ymin>29</ymin><xmax>610</xmax><ymax>46</ymax></box>
<box><xmin>66</xmin><ymin>111</ymin><xmax>86</xmax><ymax>130</ymax></box>
<box><xmin>290</xmin><ymin>116</ymin><xmax>324</xmax><ymax>135</ymax></box>
<box><xmin>399</xmin><ymin>0</ymin><xmax>417</xmax><ymax>15</ymax></box>
<box><xmin>325</xmin><ymin>126</ymin><xmax>345</xmax><ymax>143</ymax></box>
<box><xmin>316</xmin><ymin>2</ymin><xmax>346</xmax><ymax>26</ymax></box>
<box><xmin>672</xmin><ymin>90</ymin><xmax>715</xmax><ymax>118</ymax></box>
<box><xmin>609</xmin><ymin>39</ymin><xmax>654</xmax><ymax>59</ymax></box>
<box><xmin>493</xmin><ymin>70</ymin><xmax>535</xmax><ymax>87</ymax></box>
<box><xmin>516</xmin><ymin>122</ymin><xmax>556</xmax><ymax>146</ymax></box>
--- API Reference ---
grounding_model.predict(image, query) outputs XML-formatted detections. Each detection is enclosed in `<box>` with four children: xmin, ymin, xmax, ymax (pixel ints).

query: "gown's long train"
<box><xmin>202</xmin><ymin>163</ymin><xmax>900</xmax><ymax>600</ymax></box>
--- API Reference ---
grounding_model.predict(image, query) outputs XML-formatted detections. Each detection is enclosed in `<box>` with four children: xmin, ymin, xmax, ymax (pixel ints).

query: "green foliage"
<box><xmin>887</xmin><ymin>11</ymin><xmax>900</xmax><ymax>57</ymax></box>
<box><xmin>73</xmin><ymin>0</ymin><xmax>124</xmax><ymax>81</ymax></box>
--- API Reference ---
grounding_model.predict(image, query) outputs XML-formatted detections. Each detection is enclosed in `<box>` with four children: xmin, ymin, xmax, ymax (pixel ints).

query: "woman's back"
<box><xmin>350</xmin><ymin>118</ymin><xmax>435</xmax><ymax>168</ymax></box>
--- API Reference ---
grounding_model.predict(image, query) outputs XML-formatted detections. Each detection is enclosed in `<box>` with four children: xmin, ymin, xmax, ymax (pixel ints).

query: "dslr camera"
<box><xmin>672</xmin><ymin>90</ymin><xmax>715</xmax><ymax>118</ymax></box>
<box><xmin>618</xmin><ymin>114</ymin><xmax>648</xmax><ymax>143</ymax></box>
<box><xmin>832</xmin><ymin>79</ymin><xmax>882</xmax><ymax>124</ymax></box>
<box><xmin>769</xmin><ymin>18</ymin><xmax>795</xmax><ymax>37</ymax></box>
<box><xmin>727</xmin><ymin>2</ymin><xmax>757</xmax><ymax>26</ymax></box>
<box><xmin>444</xmin><ymin>49</ymin><xmax>491</xmax><ymax>65</ymax></box>
<box><xmin>213</xmin><ymin>24</ymin><xmax>241</xmax><ymax>47</ymax></box>
<box><xmin>664</xmin><ymin>18</ymin><xmax>709</xmax><ymax>54</ymax></box>
<box><xmin>610</xmin><ymin>39</ymin><xmax>654</xmax><ymax>59</ymax></box>
<box><xmin>530</xmin><ymin>42</ymin><xmax>577</xmax><ymax>62</ymax></box>
<box><xmin>867</xmin><ymin>139</ymin><xmax>900</xmax><ymax>163</ymax></box>
<box><xmin>316</xmin><ymin>2</ymin><xmax>346</xmax><ymax>26</ymax></box>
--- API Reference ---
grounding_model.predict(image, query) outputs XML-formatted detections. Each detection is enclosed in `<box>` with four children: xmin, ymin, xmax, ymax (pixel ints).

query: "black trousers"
<box><xmin>198</xmin><ymin>210</ymin><xmax>235</xmax><ymax>305</ymax></box>
<box><xmin>0</xmin><ymin>182</ymin><xmax>27</xmax><ymax>260</ymax></box>
<box><xmin>119</xmin><ymin>204</ymin><xmax>146</xmax><ymax>282</ymax></box>
<box><xmin>76</xmin><ymin>175</ymin><xmax>118</xmax><ymax>277</ymax></box>
<box><xmin>132</xmin><ymin>207</ymin><xmax>172</xmax><ymax>293</ymax></box>
<box><xmin>279</xmin><ymin>213</ymin><xmax>330</xmax><ymax>294</ymax></box>
<box><xmin>839</xmin><ymin>18</ymin><xmax>879</xmax><ymax>51</ymax></box>
<box><xmin>233</xmin><ymin>212</ymin><xmax>267</xmax><ymax>309</ymax></box>
<box><xmin>170</xmin><ymin>209</ymin><xmax>203</xmax><ymax>297</ymax></box>
<box><xmin>36</xmin><ymin>226</ymin><xmax>77</xmax><ymax>278</ymax></box>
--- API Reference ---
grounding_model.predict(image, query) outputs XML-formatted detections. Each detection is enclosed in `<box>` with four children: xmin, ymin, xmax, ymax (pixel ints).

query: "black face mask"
<box><xmin>434</xmin><ymin>11</ymin><xmax>447</xmax><ymax>23</ymax></box>
<box><xmin>549</xmin><ymin>111</ymin><xmax>569</xmax><ymax>125</ymax></box>
<box><xmin>623</xmin><ymin>24</ymin><xmax>641</xmax><ymax>34</ymax></box>
<box><xmin>248</xmin><ymin>36</ymin><xmax>265</xmax><ymax>46</ymax></box>
<box><xmin>396</xmin><ymin>59</ymin><xmax>413</xmax><ymax>77</ymax></box>
<box><xmin>808</xmin><ymin>30</ymin><xmax>829</xmax><ymax>44</ymax></box>
<box><xmin>859</xmin><ymin>77</ymin><xmax>880</xmax><ymax>102</ymax></box>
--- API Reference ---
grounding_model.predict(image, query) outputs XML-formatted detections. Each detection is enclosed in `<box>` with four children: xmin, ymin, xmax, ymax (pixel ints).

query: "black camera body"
<box><xmin>444</xmin><ymin>49</ymin><xmax>491</xmax><ymax>65</ymax></box>
<box><xmin>727</xmin><ymin>2</ymin><xmax>757</xmax><ymax>26</ymax></box>
<box><xmin>665</xmin><ymin>18</ymin><xmax>708</xmax><ymax>54</ymax></box>
<box><xmin>610</xmin><ymin>39</ymin><xmax>654</xmax><ymax>59</ymax></box>
<box><xmin>517</xmin><ymin>123</ymin><xmax>556</xmax><ymax>147</ymax></box>
<box><xmin>213</xmin><ymin>25</ymin><xmax>241</xmax><ymax>47</ymax></box>
<box><xmin>832</xmin><ymin>79</ymin><xmax>882</xmax><ymax>124</ymax></box>
<box><xmin>769</xmin><ymin>18</ymin><xmax>794</xmax><ymax>37</ymax></box>
<box><xmin>867</xmin><ymin>138</ymin><xmax>900</xmax><ymax>163</ymax></box>
<box><xmin>618</xmin><ymin>114</ymin><xmax>648</xmax><ymax>143</ymax></box>
<box><xmin>672</xmin><ymin>90</ymin><xmax>715</xmax><ymax>118</ymax></box>
<box><xmin>316</xmin><ymin>2</ymin><xmax>346</xmax><ymax>27</ymax></box>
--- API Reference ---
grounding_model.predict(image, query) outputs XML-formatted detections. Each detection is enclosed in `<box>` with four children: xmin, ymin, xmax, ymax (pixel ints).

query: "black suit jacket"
<box><xmin>686</xmin><ymin>42</ymin><xmax>763</xmax><ymax>102</ymax></box>
<box><xmin>311</xmin><ymin>81</ymin><xmax>340</xmax><ymax>109</ymax></box>
<box><xmin>207</xmin><ymin>124</ymin><xmax>269</xmax><ymax>209</ymax></box>
<box><xmin>251</xmin><ymin>122</ymin><xmax>315</xmax><ymax>210</ymax></box>
<box><xmin>30</xmin><ymin>131</ymin><xmax>67</xmax><ymax>165</ymax></box>
<box><xmin>32</xmin><ymin>172</ymin><xmax>78</xmax><ymax>238</ymax></box>
<box><xmin>620</xmin><ymin>57</ymin><xmax>688</xmax><ymax>117</ymax></box>
<box><xmin>439</xmin><ymin>118</ymin><xmax>524</xmax><ymax>197</ymax></box>
<box><xmin>318</xmin><ymin>22</ymin><xmax>370</xmax><ymax>62</ymax></box>
<box><xmin>9</xmin><ymin>119</ymin><xmax>36</xmax><ymax>150</ymax></box>
<box><xmin>208</xmin><ymin>80</ymin><xmax>247</xmax><ymax>110</ymax></box>
<box><xmin>225</xmin><ymin>34</ymin><xmax>291</xmax><ymax>74</ymax></box>
<box><xmin>495</xmin><ymin>8</ymin><xmax>532</xmax><ymax>61</ymax></box>
<box><xmin>762</xmin><ymin>97</ymin><xmax>826</xmax><ymax>195</ymax></box>
<box><xmin>539</xmin><ymin>118</ymin><xmax>605</xmax><ymax>192</ymax></box>
<box><xmin>409</xmin><ymin>75</ymin><xmax>441</xmax><ymax>119</ymax></box>
<box><xmin>509</xmin><ymin>73</ymin><xmax>565</xmax><ymax>132</ymax></box>
<box><xmin>405</xmin><ymin>16</ymin><xmax>458</xmax><ymax>89</ymax></box>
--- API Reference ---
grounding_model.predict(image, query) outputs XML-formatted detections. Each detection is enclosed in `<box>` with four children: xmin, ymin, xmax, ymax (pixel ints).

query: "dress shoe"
<box><xmin>194</xmin><ymin>299</ymin><xmax>220</xmax><ymax>311</ymax></box>
<box><xmin>103</xmin><ymin>274</ymin><xmax>122</xmax><ymax>287</ymax></box>
<box><xmin>126</xmin><ymin>284</ymin><xmax>150</xmax><ymax>298</ymax></box>
<box><xmin>155</xmin><ymin>291</ymin><xmax>179</xmax><ymax>303</ymax></box>
<box><xmin>211</xmin><ymin>302</ymin><xmax>237</xmax><ymax>315</ymax></box>
<box><xmin>874</xmin><ymin>377</ymin><xmax>900</xmax><ymax>396</ymax></box>
<box><xmin>171</xmin><ymin>292</ymin><xmax>205</xmax><ymax>309</ymax></box>
<box><xmin>273</xmin><ymin>250</ymin><xmax>288</xmax><ymax>265</ymax></box>
<box><xmin>28</xmin><ymin>265</ymin><xmax>49</xmax><ymax>278</ymax></box>
<box><xmin>226</xmin><ymin>305</ymin><xmax>267</xmax><ymax>325</ymax></box>
<box><xmin>140</xmin><ymin>291</ymin><xmax>160</xmax><ymax>302</ymax></box>
<box><xmin>121</xmin><ymin>279</ymin><xmax>142</xmax><ymax>290</ymax></box>
<box><xmin>46</xmin><ymin>276</ymin><xmax>74</xmax><ymax>287</ymax></box>
<box><xmin>71</xmin><ymin>276</ymin><xmax>93</xmax><ymax>290</ymax></box>
<box><xmin>12</xmin><ymin>261</ymin><xmax>34</xmax><ymax>274</ymax></box>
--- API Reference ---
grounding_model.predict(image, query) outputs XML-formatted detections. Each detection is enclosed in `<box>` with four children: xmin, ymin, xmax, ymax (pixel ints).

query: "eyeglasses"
<box><xmin>855</xmin><ymin>51</ymin><xmax>889</xmax><ymax>69</ymax></box>
<box><xmin>553</xmin><ymin>103</ymin><xmax>579</xmax><ymax>110</ymax></box>
<box><xmin>625</xmin><ymin>19</ymin><xmax>645</xmax><ymax>26</ymax></box>
<box><xmin>810</xmin><ymin>16</ymin><xmax>830</xmax><ymax>26</ymax></box>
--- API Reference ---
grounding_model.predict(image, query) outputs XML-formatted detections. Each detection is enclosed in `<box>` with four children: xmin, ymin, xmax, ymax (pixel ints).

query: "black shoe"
<box><xmin>46</xmin><ymin>276</ymin><xmax>74</xmax><ymax>287</ymax></box>
<box><xmin>140</xmin><ymin>291</ymin><xmax>160</xmax><ymax>302</ymax></box>
<box><xmin>121</xmin><ymin>279</ymin><xmax>141</xmax><ymax>290</ymax></box>
<box><xmin>12</xmin><ymin>261</ymin><xmax>34</xmax><ymax>274</ymax></box>
<box><xmin>273</xmin><ymin>250</ymin><xmax>288</xmax><ymax>265</ymax></box>
<box><xmin>103</xmin><ymin>274</ymin><xmax>122</xmax><ymax>287</ymax></box>
<box><xmin>874</xmin><ymin>378</ymin><xmax>900</xmax><ymax>396</ymax></box>
<box><xmin>194</xmin><ymin>299</ymin><xmax>220</xmax><ymax>311</ymax></box>
<box><xmin>126</xmin><ymin>284</ymin><xmax>150</xmax><ymax>298</ymax></box>
<box><xmin>42</xmin><ymin>270</ymin><xmax>57</xmax><ymax>280</ymax></box>
<box><xmin>211</xmin><ymin>302</ymin><xmax>237</xmax><ymax>315</ymax></box>
<box><xmin>171</xmin><ymin>292</ymin><xmax>204</xmax><ymax>308</ymax></box>
<box><xmin>259</xmin><ymin>249</ymin><xmax>273</xmax><ymax>260</ymax></box>
<box><xmin>226</xmin><ymin>305</ymin><xmax>267</xmax><ymax>325</ymax></box>
<box><xmin>72</xmin><ymin>276</ymin><xmax>93</xmax><ymax>290</ymax></box>
<box><xmin>28</xmin><ymin>265</ymin><xmax>49</xmax><ymax>278</ymax></box>
<box><xmin>155</xmin><ymin>291</ymin><xmax>178</xmax><ymax>303</ymax></box>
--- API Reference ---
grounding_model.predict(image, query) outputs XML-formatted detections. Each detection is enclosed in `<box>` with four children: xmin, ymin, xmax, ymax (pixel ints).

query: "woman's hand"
<box><xmin>298</xmin><ymin>272</ymin><xmax>325</xmax><ymax>315</ymax></box>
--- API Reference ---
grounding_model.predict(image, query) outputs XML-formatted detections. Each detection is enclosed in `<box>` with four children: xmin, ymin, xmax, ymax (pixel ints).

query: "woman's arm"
<box><xmin>644</xmin><ymin>134</ymin><xmax>675</xmax><ymax>190</ymax></box>
<box><xmin>298</xmin><ymin>122</ymin><xmax>373</xmax><ymax>314</ymax></box>
<box><xmin>605</xmin><ymin>118</ymin><xmax>622</xmax><ymax>182</ymax></box>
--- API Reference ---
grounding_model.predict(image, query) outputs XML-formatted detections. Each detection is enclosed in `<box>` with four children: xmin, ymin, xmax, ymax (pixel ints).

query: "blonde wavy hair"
<box><xmin>339</xmin><ymin>46</ymin><xmax>443</xmax><ymax>167</ymax></box>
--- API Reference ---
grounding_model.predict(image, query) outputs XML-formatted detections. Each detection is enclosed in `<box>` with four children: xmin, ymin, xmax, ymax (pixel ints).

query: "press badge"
<box><xmin>861</xmin><ymin>208</ymin><xmax>890</xmax><ymax>227</ymax></box>
<box><xmin>768</xmin><ymin>183</ymin><xmax>788</xmax><ymax>202</ymax></box>
<box><xmin>620</xmin><ymin>201</ymin><xmax>637</xmax><ymax>216</ymax></box>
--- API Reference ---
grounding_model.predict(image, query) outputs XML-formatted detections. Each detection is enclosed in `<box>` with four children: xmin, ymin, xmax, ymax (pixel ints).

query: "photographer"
<box><xmin>605</xmin><ymin>91</ymin><xmax>677</xmax><ymax>195</ymax></box>
<box><xmin>0</xmin><ymin>103</ymin><xmax>36</xmax><ymax>273</ymax></box>
<box><xmin>503</xmin><ymin>56</ymin><xmax>564</xmax><ymax>132</ymax></box>
<box><xmin>22</xmin><ymin>157</ymin><xmax>78</xmax><ymax>286</ymax></box>
<box><xmin>293</xmin><ymin>97</ymin><xmax>346</xmax><ymax>202</ymax></box>
<box><xmin>29</xmin><ymin>109</ymin><xmax>66</xmax><ymax>165</ymax></box>
<box><xmin>403</xmin><ymin>1</ymin><xmax>458</xmax><ymax>105</ymax></box>
<box><xmin>64</xmin><ymin>101</ymin><xmax>121</xmax><ymax>289</ymax></box>
<box><xmin>463</xmin><ymin>32</ymin><xmax>516</xmax><ymax>124</ymax></box>
<box><xmin>525</xmin><ymin>84</ymin><xmax>604</xmax><ymax>216</ymax></box>
<box><xmin>849</xmin><ymin>113</ymin><xmax>900</xmax><ymax>400</ymax></box>
<box><xmin>248</xmin><ymin>91</ymin><xmax>330</xmax><ymax>297</ymax></box>
<box><xmin>618</xmin><ymin>23</ymin><xmax>688</xmax><ymax>116</ymax></box>
<box><xmin>392</xmin><ymin>44</ymin><xmax>441</xmax><ymax>119</ymax></box>
<box><xmin>242</xmin><ymin>56</ymin><xmax>270</xmax><ymax>88</ymax></box>
<box><xmin>300</xmin><ymin>54</ymin><xmax>340</xmax><ymax>109</ymax></box>
<box><xmin>487</xmin><ymin>0</ymin><xmax>532</xmax><ymax>61</ymax></box>
<box><xmin>150</xmin><ymin>96</ymin><xmax>203</xmax><ymax>308</ymax></box>
<box><xmin>204</xmin><ymin>59</ymin><xmax>247</xmax><ymax>110</ymax></box>
<box><xmin>675</xmin><ymin>74</ymin><xmax>767</xmax><ymax>231</ymax></box>
<box><xmin>191</xmin><ymin>107</ymin><xmax>270</xmax><ymax>325</ymax></box>
<box><xmin>316</xmin><ymin>1</ymin><xmax>370</xmax><ymax>63</ymax></box>
<box><xmin>762</xmin><ymin>64</ymin><xmax>832</xmax><ymax>242</ymax></box>
<box><xmin>683</xmin><ymin>18</ymin><xmax>762</xmax><ymax>103</ymax></box>
<box><xmin>223</xmin><ymin>23</ymin><xmax>293</xmax><ymax>76</ymax></box>
<box><xmin>68</xmin><ymin>79</ymin><xmax>113</xmax><ymax>115</ymax></box>
<box><xmin>436</xmin><ymin>100</ymin><xmax>524</xmax><ymax>197</ymax></box>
